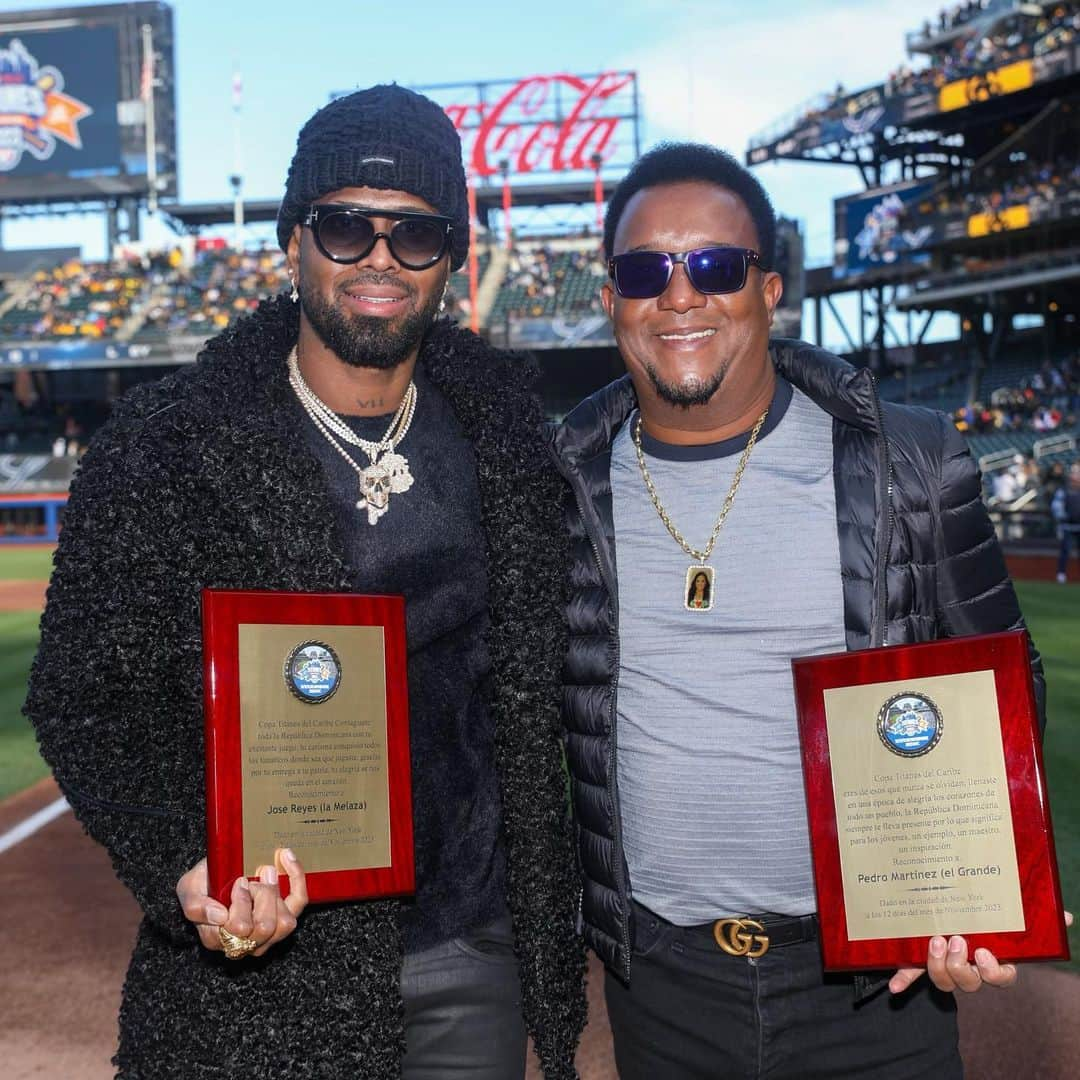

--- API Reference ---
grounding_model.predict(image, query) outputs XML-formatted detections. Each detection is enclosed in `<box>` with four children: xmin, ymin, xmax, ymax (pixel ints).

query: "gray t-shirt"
<box><xmin>611</xmin><ymin>378</ymin><xmax>846</xmax><ymax>922</ymax></box>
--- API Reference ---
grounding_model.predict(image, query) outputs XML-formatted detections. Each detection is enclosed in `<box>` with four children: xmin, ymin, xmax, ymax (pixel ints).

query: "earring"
<box><xmin>288</xmin><ymin>272</ymin><xmax>299</xmax><ymax>303</ymax></box>
<box><xmin>438</xmin><ymin>282</ymin><xmax>449</xmax><ymax>314</ymax></box>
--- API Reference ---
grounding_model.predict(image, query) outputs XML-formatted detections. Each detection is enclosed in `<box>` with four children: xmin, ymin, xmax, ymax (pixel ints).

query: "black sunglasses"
<box><xmin>304</xmin><ymin>204</ymin><xmax>453</xmax><ymax>270</ymax></box>
<box><xmin>608</xmin><ymin>246</ymin><xmax>766</xmax><ymax>299</ymax></box>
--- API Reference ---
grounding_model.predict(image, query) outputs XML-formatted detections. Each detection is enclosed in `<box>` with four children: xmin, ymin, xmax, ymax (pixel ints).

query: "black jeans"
<box><xmin>605</xmin><ymin>905</ymin><xmax>962</xmax><ymax>1080</ymax></box>
<box><xmin>400</xmin><ymin>913</ymin><xmax>527</xmax><ymax>1079</ymax></box>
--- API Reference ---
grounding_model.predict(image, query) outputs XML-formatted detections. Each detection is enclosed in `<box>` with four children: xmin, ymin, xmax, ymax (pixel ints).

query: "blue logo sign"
<box><xmin>0</xmin><ymin>39</ymin><xmax>92</xmax><ymax>172</ymax></box>
<box><xmin>877</xmin><ymin>692</ymin><xmax>943</xmax><ymax>757</ymax></box>
<box><xmin>285</xmin><ymin>641</ymin><xmax>341</xmax><ymax>704</ymax></box>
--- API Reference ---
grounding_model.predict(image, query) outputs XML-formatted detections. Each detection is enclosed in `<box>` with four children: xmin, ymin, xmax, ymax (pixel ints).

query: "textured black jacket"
<box><xmin>26</xmin><ymin>297</ymin><xmax>586</xmax><ymax>1079</ymax></box>
<box><xmin>548</xmin><ymin>338</ymin><xmax>1046</xmax><ymax>986</ymax></box>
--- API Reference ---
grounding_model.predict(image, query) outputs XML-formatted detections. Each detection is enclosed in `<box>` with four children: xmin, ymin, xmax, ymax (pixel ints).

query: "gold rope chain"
<box><xmin>632</xmin><ymin>407</ymin><xmax>769</xmax><ymax>563</ymax></box>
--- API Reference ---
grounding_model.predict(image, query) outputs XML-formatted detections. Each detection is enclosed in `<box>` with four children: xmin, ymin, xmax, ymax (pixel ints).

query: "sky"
<box><xmin>0</xmin><ymin>0</ymin><xmax>940</xmax><ymax>345</ymax></box>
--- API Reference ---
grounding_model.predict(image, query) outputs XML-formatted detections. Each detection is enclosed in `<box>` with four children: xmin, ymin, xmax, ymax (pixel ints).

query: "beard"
<box><xmin>643</xmin><ymin>360</ymin><xmax>728</xmax><ymax>408</ymax></box>
<box><xmin>299</xmin><ymin>273</ymin><xmax>441</xmax><ymax>370</ymax></box>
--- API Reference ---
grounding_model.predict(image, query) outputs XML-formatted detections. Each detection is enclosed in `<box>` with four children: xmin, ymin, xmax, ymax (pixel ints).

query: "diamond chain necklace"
<box><xmin>287</xmin><ymin>347</ymin><xmax>417</xmax><ymax>525</ymax></box>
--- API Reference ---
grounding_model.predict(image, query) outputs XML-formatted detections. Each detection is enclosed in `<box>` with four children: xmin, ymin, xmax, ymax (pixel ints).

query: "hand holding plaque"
<box><xmin>792</xmin><ymin>630</ymin><xmax>1068</xmax><ymax>971</ymax></box>
<box><xmin>176</xmin><ymin>851</ymin><xmax>309</xmax><ymax>958</ymax></box>
<box><xmin>202</xmin><ymin>589</ymin><xmax>414</xmax><ymax>906</ymax></box>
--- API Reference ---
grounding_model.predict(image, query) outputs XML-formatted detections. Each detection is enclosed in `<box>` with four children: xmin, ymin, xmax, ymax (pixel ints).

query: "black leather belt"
<box><xmin>634</xmin><ymin>901</ymin><xmax>817</xmax><ymax>958</ymax></box>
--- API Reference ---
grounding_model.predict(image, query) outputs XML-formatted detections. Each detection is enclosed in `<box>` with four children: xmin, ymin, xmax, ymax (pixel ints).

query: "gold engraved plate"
<box><xmin>238</xmin><ymin>623</ymin><xmax>391</xmax><ymax>876</ymax></box>
<box><xmin>823</xmin><ymin>669</ymin><xmax>1024</xmax><ymax>941</ymax></box>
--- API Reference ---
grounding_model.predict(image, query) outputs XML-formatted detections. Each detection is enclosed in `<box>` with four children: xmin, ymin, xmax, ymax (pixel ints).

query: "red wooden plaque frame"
<box><xmin>792</xmin><ymin>630</ymin><xmax>1068</xmax><ymax>970</ymax></box>
<box><xmin>202</xmin><ymin>589</ymin><xmax>414</xmax><ymax>906</ymax></box>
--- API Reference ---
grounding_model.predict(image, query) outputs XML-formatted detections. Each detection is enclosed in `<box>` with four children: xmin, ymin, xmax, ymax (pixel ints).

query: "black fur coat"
<box><xmin>26</xmin><ymin>296</ymin><xmax>586</xmax><ymax>1078</ymax></box>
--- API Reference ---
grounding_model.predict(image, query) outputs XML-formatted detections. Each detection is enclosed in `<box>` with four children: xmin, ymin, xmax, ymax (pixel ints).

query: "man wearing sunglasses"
<box><xmin>27</xmin><ymin>85</ymin><xmax>584</xmax><ymax>1078</ymax></box>
<box><xmin>549</xmin><ymin>142</ymin><xmax>1050</xmax><ymax>1077</ymax></box>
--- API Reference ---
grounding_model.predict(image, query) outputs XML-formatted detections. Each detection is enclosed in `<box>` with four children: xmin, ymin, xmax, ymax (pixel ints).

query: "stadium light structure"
<box><xmin>231</xmin><ymin>70</ymin><xmax>244</xmax><ymax>251</ymax></box>
<box><xmin>466</xmin><ymin>175</ymin><xmax>479</xmax><ymax>335</ymax></box>
<box><xmin>499</xmin><ymin>158</ymin><xmax>512</xmax><ymax>251</ymax></box>
<box><xmin>591</xmin><ymin>152</ymin><xmax>603</xmax><ymax>232</ymax></box>
<box><xmin>140</xmin><ymin>23</ymin><xmax>157</xmax><ymax>215</ymax></box>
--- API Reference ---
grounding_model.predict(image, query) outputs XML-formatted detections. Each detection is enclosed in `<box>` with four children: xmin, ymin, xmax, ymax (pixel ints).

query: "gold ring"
<box><xmin>218</xmin><ymin>925</ymin><xmax>259</xmax><ymax>960</ymax></box>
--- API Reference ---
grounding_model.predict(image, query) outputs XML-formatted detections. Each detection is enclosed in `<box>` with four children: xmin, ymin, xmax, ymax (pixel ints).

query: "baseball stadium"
<box><xmin>1</xmin><ymin>0</ymin><xmax>1079</xmax><ymax>1076</ymax></box>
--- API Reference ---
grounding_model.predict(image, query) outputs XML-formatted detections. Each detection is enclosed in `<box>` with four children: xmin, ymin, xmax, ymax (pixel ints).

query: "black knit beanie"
<box><xmin>277</xmin><ymin>85</ymin><xmax>469</xmax><ymax>270</ymax></box>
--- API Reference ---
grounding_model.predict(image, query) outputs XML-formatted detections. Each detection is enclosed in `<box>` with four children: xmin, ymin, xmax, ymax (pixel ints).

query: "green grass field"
<box><xmin>0</xmin><ymin>609</ymin><xmax>47</xmax><ymax>798</ymax></box>
<box><xmin>1020</xmin><ymin>581</ymin><xmax>1080</xmax><ymax>969</ymax></box>
<box><xmin>0</xmin><ymin>551</ymin><xmax>1076</xmax><ymax>968</ymax></box>
<box><xmin>0</xmin><ymin>547</ymin><xmax>54</xmax><ymax>797</ymax></box>
<box><xmin>0</xmin><ymin>545</ymin><xmax>55</xmax><ymax>582</ymax></box>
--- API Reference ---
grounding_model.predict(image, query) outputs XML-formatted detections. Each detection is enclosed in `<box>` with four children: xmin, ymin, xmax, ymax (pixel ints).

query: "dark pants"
<box><xmin>1058</xmin><ymin>526</ymin><xmax>1080</xmax><ymax>576</ymax></box>
<box><xmin>605</xmin><ymin>904</ymin><xmax>962</xmax><ymax>1080</ymax></box>
<box><xmin>400</xmin><ymin>913</ymin><xmax>527</xmax><ymax>1079</ymax></box>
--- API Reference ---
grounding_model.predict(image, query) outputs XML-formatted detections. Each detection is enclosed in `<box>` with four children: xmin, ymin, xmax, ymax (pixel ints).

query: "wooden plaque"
<box><xmin>792</xmin><ymin>630</ymin><xmax>1068</xmax><ymax>970</ymax></box>
<box><xmin>202</xmin><ymin>589</ymin><xmax>414</xmax><ymax>905</ymax></box>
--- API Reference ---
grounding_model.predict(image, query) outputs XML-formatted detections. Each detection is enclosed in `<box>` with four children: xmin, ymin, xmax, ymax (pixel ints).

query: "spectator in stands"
<box><xmin>992</xmin><ymin>457</ymin><xmax>1024</xmax><ymax>504</ymax></box>
<box><xmin>1052</xmin><ymin>461</ymin><xmax>1080</xmax><ymax>582</ymax></box>
<box><xmin>890</xmin><ymin>2</ymin><xmax>1079</xmax><ymax>102</ymax></box>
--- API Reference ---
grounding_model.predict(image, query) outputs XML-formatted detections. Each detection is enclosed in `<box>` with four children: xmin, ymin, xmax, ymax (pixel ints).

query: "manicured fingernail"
<box><xmin>282</xmin><ymin>848</ymin><xmax>296</xmax><ymax>865</ymax></box>
<box><xmin>948</xmin><ymin>936</ymin><xmax>964</xmax><ymax>954</ymax></box>
<box><xmin>261</xmin><ymin>865</ymin><xmax>278</xmax><ymax>885</ymax></box>
<box><xmin>206</xmin><ymin>904</ymin><xmax>227</xmax><ymax>926</ymax></box>
<box><xmin>975</xmin><ymin>948</ymin><xmax>991</xmax><ymax>965</ymax></box>
<box><xmin>930</xmin><ymin>937</ymin><xmax>946</xmax><ymax>957</ymax></box>
<box><xmin>235</xmin><ymin>876</ymin><xmax>250</xmax><ymax>893</ymax></box>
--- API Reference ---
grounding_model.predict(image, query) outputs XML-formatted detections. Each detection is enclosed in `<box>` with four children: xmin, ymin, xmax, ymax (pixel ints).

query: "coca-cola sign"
<box><xmin>421</xmin><ymin>71</ymin><xmax>638</xmax><ymax>179</ymax></box>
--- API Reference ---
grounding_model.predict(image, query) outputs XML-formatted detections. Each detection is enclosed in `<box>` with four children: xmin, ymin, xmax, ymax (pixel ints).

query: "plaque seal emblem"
<box><xmin>285</xmin><ymin>641</ymin><xmax>342</xmax><ymax>703</ymax></box>
<box><xmin>877</xmin><ymin>691</ymin><xmax>943</xmax><ymax>757</ymax></box>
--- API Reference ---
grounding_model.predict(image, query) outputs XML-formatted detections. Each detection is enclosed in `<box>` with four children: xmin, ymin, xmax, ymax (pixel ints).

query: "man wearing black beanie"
<box><xmin>27</xmin><ymin>84</ymin><xmax>585</xmax><ymax>1078</ymax></box>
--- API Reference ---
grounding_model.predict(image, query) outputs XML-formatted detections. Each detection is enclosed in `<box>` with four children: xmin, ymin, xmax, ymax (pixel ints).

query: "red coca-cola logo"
<box><xmin>443</xmin><ymin>71</ymin><xmax>634</xmax><ymax>178</ymax></box>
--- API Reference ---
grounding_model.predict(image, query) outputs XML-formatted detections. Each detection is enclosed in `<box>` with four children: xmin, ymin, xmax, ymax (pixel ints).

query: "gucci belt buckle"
<box><xmin>713</xmin><ymin>917</ymin><xmax>769</xmax><ymax>958</ymax></box>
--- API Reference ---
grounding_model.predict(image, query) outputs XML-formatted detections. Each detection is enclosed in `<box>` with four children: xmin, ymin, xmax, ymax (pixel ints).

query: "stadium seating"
<box><xmin>0</xmin><ymin>244</ymin><xmax>505</xmax><ymax>347</ymax></box>
<box><xmin>487</xmin><ymin>243</ymin><xmax>606</xmax><ymax>327</ymax></box>
<box><xmin>875</xmin><ymin>362</ymin><xmax>969</xmax><ymax>412</ymax></box>
<box><xmin>0</xmin><ymin>259</ymin><xmax>146</xmax><ymax>340</ymax></box>
<box><xmin>138</xmin><ymin>248</ymin><xmax>288</xmax><ymax>338</ymax></box>
<box><xmin>0</xmin><ymin>240</ymin><xmax>1075</xmax><ymax>461</ymax></box>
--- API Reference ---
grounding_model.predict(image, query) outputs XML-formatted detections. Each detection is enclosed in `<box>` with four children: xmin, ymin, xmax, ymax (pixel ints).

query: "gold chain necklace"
<box><xmin>632</xmin><ymin>407</ymin><xmax>768</xmax><ymax>611</ymax></box>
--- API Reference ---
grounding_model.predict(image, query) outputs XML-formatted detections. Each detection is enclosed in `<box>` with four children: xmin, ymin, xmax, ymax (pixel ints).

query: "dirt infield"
<box><xmin>0</xmin><ymin>579</ymin><xmax>47</xmax><ymax>612</ymax></box>
<box><xmin>2</xmin><ymin>779</ymin><xmax>1078</xmax><ymax>1079</ymax></box>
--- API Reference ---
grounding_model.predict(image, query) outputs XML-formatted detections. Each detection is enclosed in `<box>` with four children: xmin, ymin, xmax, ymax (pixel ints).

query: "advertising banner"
<box><xmin>0</xmin><ymin>27</ymin><xmax>120</xmax><ymax>177</ymax></box>
<box><xmin>834</xmin><ymin>182</ymin><xmax>935</xmax><ymax>279</ymax></box>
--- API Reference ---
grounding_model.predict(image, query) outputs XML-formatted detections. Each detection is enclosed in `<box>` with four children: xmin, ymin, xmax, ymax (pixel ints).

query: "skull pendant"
<box><xmin>357</xmin><ymin>452</ymin><xmax>414</xmax><ymax>525</ymax></box>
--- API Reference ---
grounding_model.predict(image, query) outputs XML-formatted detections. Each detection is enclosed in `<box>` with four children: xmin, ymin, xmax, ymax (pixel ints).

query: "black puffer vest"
<box><xmin>548</xmin><ymin>337</ymin><xmax>1045</xmax><ymax>986</ymax></box>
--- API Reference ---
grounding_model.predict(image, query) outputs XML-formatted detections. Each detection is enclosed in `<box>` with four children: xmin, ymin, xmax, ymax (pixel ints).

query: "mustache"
<box><xmin>334</xmin><ymin>273</ymin><xmax>417</xmax><ymax>298</ymax></box>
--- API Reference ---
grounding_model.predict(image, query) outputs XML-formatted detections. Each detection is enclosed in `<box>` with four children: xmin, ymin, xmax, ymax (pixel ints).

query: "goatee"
<box><xmin>644</xmin><ymin>361</ymin><xmax>727</xmax><ymax>409</ymax></box>
<box><xmin>300</xmin><ymin>275</ymin><xmax>441</xmax><ymax>370</ymax></box>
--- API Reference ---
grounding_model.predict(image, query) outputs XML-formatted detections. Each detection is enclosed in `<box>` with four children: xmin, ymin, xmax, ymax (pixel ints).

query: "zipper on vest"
<box><xmin>606</xmin><ymin>595</ymin><xmax>632</xmax><ymax>983</ymax></box>
<box><xmin>869</xmin><ymin>375</ymin><xmax>895</xmax><ymax>648</ymax></box>
<box><xmin>569</xmin><ymin>484</ymin><xmax>633</xmax><ymax>983</ymax></box>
